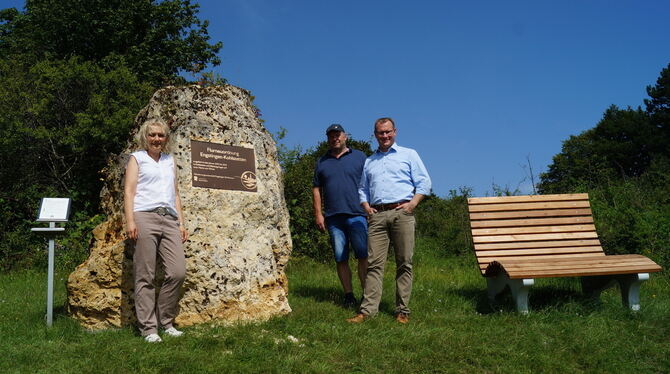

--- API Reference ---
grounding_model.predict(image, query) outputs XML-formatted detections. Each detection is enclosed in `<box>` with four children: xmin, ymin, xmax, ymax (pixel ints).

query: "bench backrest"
<box><xmin>467</xmin><ymin>193</ymin><xmax>605</xmax><ymax>276</ymax></box>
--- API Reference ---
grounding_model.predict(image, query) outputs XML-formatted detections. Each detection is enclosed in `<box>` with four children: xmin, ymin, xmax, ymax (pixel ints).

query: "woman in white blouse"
<box><xmin>124</xmin><ymin>119</ymin><xmax>188</xmax><ymax>343</ymax></box>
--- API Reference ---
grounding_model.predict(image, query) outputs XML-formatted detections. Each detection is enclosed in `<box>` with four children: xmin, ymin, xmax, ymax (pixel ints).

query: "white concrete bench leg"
<box><xmin>616</xmin><ymin>273</ymin><xmax>649</xmax><ymax>311</ymax></box>
<box><xmin>509</xmin><ymin>278</ymin><xmax>534</xmax><ymax>314</ymax></box>
<box><xmin>582</xmin><ymin>273</ymin><xmax>650</xmax><ymax>311</ymax></box>
<box><xmin>487</xmin><ymin>275</ymin><xmax>534</xmax><ymax>314</ymax></box>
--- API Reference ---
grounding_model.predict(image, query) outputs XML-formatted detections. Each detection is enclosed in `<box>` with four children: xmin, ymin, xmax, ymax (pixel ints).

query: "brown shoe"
<box><xmin>346</xmin><ymin>313</ymin><xmax>368</xmax><ymax>323</ymax></box>
<box><xmin>395</xmin><ymin>313</ymin><xmax>409</xmax><ymax>324</ymax></box>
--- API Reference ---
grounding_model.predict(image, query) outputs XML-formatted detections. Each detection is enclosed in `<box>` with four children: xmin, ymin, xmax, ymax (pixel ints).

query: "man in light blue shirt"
<box><xmin>347</xmin><ymin>117</ymin><xmax>431</xmax><ymax>324</ymax></box>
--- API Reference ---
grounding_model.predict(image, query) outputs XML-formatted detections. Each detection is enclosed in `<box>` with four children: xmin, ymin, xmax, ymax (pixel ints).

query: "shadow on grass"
<box><xmin>290</xmin><ymin>285</ymin><xmax>395</xmax><ymax>314</ymax></box>
<box><xmin>54</xmin><ymin>304</ymin><xmax>68</xmax><ymax>319</ymax></box>
<box><xmin>455</xmin><ymin>284</ymin><xmax>604</xmax><ymax>314</ymax></box>
<box><xmin>27</xmin><ymin>303</ymin><xmax>68</xmax><ymax>325</ymax></box>
<box><xmin>291</xmin><ymin>284</ymin><xmax>341</xmax><ymax>304</ymax></box>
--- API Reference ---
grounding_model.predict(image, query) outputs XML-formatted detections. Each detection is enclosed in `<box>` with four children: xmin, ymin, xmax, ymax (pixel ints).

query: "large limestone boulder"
<box><xmin>67</xmin><ymin>85</ymin><xmax>292</xmax><ymax>330</ymax></box>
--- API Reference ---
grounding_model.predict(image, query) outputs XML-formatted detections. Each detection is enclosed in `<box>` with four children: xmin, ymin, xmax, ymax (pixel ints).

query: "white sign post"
<box><xmin>31</xmin><ymin>198</ymin><xmax>70</xmax><ymax>327</ymax></box>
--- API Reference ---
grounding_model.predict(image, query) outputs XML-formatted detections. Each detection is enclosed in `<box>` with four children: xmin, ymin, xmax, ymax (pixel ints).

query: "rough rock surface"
<box><xmin>67</xmin><ymin>85</ymin><xmax>292</xmax><ymax>330</ymax></box>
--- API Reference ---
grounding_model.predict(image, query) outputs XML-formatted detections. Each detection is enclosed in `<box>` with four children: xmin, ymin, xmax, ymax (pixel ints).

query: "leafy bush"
<box><xmin>0</xmin><ymin>184</ymin><xmax>53</xmax><ymax>270</ymax></box>
<box><xmin>414</xmin><ymin>189</ymin><xmax>474</xmax><ymax>258</ymax></box>
<box><xmin>588</xmin><ymin>163</ymin><xmax>670</xmax><ymax>269</ymax></box>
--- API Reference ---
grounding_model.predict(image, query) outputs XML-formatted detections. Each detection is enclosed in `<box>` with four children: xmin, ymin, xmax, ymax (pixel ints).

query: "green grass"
<box><xmin>1</xmin><ymin>243</ymin><xmax>669</xmax><ymax>373</ymax></box>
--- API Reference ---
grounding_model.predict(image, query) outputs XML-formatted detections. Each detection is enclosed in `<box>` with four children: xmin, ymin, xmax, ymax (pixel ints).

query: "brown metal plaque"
<box><xmin>191</xmin><ymin>140</ymin><xmax>257</xmax><ymax>192</ymax></box>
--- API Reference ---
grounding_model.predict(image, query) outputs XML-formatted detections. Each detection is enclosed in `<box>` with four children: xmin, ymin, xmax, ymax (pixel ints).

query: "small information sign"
<box><xmin>191</xmin><ymin>140</ymin><xmax>257</xmax><ymax>192</ymax></box>
<box><xmin>37</xmin><ymin>198</ymin><xmax>71</xmax><ymax>222</ymax></box>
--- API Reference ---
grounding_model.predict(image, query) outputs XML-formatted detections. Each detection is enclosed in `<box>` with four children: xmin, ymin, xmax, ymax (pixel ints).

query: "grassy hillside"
<box><xmin>1</xmin><ymin>241</ymin><xmax>668</xmax><ymax>373</ymax></box>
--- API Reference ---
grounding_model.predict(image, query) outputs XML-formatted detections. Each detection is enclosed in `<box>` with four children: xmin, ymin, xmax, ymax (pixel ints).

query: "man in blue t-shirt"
<box><xmin>313</xmin><ymin>124</ymin><xmax>368</xmax><ymax>307</ymax></box>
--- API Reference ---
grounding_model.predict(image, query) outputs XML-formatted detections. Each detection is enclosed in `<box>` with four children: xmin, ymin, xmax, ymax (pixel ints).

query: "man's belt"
<box><xmin>371</xmin><ymin>201</ymin><xmax>409</xmax><ymax>211</ymax></box>
<box><xmin>148</xmin><ymin>207</ymin><xmax>177</xmax><ymax>218</ymax></box>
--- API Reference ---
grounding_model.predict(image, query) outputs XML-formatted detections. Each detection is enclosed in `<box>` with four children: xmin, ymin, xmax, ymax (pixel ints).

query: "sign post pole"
<box><xmin>32</xmin><ymin>197</ymin><xmax>70</xmax><ymax>328</ymax></box>
<box><xmin>46</xmin><ymin>221</ymin><xmax>55</xmax><ymax>327</ymax></box>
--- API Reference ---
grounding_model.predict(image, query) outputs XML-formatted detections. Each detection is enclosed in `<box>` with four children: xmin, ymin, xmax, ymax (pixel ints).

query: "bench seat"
<box><xmin>486</xmin><ymin>254</ymin><xmax>661</xmax><ymax>279</ymax></box>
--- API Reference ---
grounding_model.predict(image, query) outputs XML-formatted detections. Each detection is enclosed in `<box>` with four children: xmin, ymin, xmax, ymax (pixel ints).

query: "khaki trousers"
<box><xmin>133</xmin><ymin>211</ymin><xmax>186</xmax><ymax>336</ymax></box>
<box><xmin>359</xmin><ymin>209</ymin><xmax>415</xmax><ymax>316</ymax></box>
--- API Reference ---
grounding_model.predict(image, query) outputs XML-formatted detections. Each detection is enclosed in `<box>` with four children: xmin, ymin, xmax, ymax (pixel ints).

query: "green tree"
<box><xmin>0</xmin><ymin>56</ymin><xmax>153</xmax><ymax>270</ymax></box>
<box><xmin>0</xmin><ymin>0</ymin><xmax>221</xmax><ymax>85</ymax></box>
<box><xmin>538</xmin><ymin>106</ymin><xmax>660</xmax><ymax>193</ymax></box>
<box><xmin>0</xmin><ymin>57</ymin><xmax>153</xmax><ymax>201</ymax></box>
<box><xmin>645</xmin><ymin>63</ymin><xmax>670</xmax><ymax>155</ymax></box>
<box><xmin>0</xmin><ymin>0</ymin><xmax>223</xmax><ymax>270</ymax></box>
<box><xmin>539</xmin><ymin>64</ymin><xmax>670</xmax><ymax>194</ymax></box>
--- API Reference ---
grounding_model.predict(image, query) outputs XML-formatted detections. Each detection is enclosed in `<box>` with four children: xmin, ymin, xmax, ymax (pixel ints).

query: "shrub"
<box><xmin>415</xmin><ymin>189</ymin><xmax>474</xmax><ymax>258</ymax></box>
<box><xmin>588</xmin><ymin>165</ymin><xmax>670</xmax><ymax>269</ymax></box>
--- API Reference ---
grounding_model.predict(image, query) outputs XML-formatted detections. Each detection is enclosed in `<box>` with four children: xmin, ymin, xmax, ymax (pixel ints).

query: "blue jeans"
<box><xmin>326</xmin><ymin>214</ymin><xmax>368</xmax><ymax>262</ymax></box>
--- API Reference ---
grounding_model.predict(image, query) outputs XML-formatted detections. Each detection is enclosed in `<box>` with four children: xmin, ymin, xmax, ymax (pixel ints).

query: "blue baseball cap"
<box><xmin>326</xmin><ymin>124</ymin><xmax>345</xmax><ymax>134</ymax></box>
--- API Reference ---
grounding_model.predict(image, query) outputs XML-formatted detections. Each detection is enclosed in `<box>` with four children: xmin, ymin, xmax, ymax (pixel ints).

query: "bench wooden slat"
<box><xmin>468</xmin><ymin>200</ymin><xmax>591</xmax><ymax>213</ymax></box>
<box><xmin>468</xmin><ymin>193</ymin><xmax>589</xmax><ymax>204</ymax></box>
<box><xmin>469</xmin><ymin>208</ymin><xmax>593</xmax><ymax>220</ymax></box>
<box><xmin>506</xmin><ymin>262</ymin><xmax>662</xmax><ymax>277</ymax></box>
<box><xmin>472</xmin><ymin>224</ymin><xmax>596</xmax><ymax>236</ymax></box>
<box><xmin>469</xmin><ymin>216</ymin><xmax>594</xmax><ymax>228</ymax></box>
<box><xmin>477</xmin><ymin>246</ymin><xmax>604</xmax><ymax>257</ymax></box>
<box><xmin>478</xmin><ymin>252</ymin><xmax>606</xmax><ymax>268</ymax></box>
<box><xmin>493</xmin><ymin>254</ymin><xmax>646</xmax><ymax>265</ymax></box>
<box><xmin>506</xmin><ymin>266</ymin><xmax>661</xmax><ymax>279</ymax></box>
<box><xmin>475</xmin><ymin>239</ymin><xmax>601</xmax><ymax>250</ymax></box>
<box><xmin>479</xmin><ymin>251</ymin><xmax>607</xmax><ymax>263</ymax></box>
<box><xmin>501</xmin><ymin>257</ymin><xmax>656</xmax><ymax>270</ymax></box>
<box><xmin>504</xmin><ymin>263</ymin><xmax>656</xmax><ymax>274</ymax></box>
<box><xmin>473</xmin><ymin>232</ymin><xmax>599</xmax><ymax>243</ymax></box>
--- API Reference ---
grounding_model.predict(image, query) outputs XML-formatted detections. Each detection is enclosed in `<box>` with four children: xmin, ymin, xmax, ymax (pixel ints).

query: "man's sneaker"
<box><xmin>343</xmin><ymin>293</ymin><xmax>357</xmax><ymax>308</ymax></box>
<box><xmin>164</xmin><ymin>327</ymin><xmax>184</xmax><ymax>337</ymax></box>
<box><xmin>144</xmin><ymin>333</ymin><xmax>163</xmax><ymax>343</ymax></box>
<box><xmin>395</xmin><ymin>312</ymin><xmax>409</xmax><ymax>324</ymax></box>
<box><xmin>346</xmin><ymin>313</ymin><xmax>369</xmax><ymax>323</ymax></box>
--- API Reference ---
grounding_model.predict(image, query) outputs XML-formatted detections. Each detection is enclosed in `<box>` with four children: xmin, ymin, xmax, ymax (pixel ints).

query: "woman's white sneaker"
<box><xmin>144</xmin><ymin>333</ymin><xmax>163</xmax><ymax>343</ymax></box>
<box><xmin>164</xmin><ymin>327</ymin><xmax>184</xmax><ymax>337</ymax></box>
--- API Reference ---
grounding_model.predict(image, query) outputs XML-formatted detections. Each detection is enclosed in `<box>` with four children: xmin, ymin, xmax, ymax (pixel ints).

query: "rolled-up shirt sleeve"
<box><xmin>409</xmin><ymin>149</ymin><xmax>431</xmax><ymax>195</ymax></box>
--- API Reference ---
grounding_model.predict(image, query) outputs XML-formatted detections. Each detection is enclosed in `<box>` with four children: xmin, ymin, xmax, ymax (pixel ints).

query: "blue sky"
<box><xmin>7</xmin><ymin>0</ymin><xmax>670</xmax><ymax>197</ymax></box>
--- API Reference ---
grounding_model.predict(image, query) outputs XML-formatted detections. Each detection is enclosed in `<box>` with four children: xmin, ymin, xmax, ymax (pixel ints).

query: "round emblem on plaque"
<box><xmin>241</xmin><ymin>171</ymin><xmax>257</xmax><ymax>190</ymax></box>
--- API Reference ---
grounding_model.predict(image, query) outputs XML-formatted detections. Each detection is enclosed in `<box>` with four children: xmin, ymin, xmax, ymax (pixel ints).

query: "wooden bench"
<box><xmin>467</xmin><ymin>193</ymin><xmax>662</xmax><ymax>313</ymax></box>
